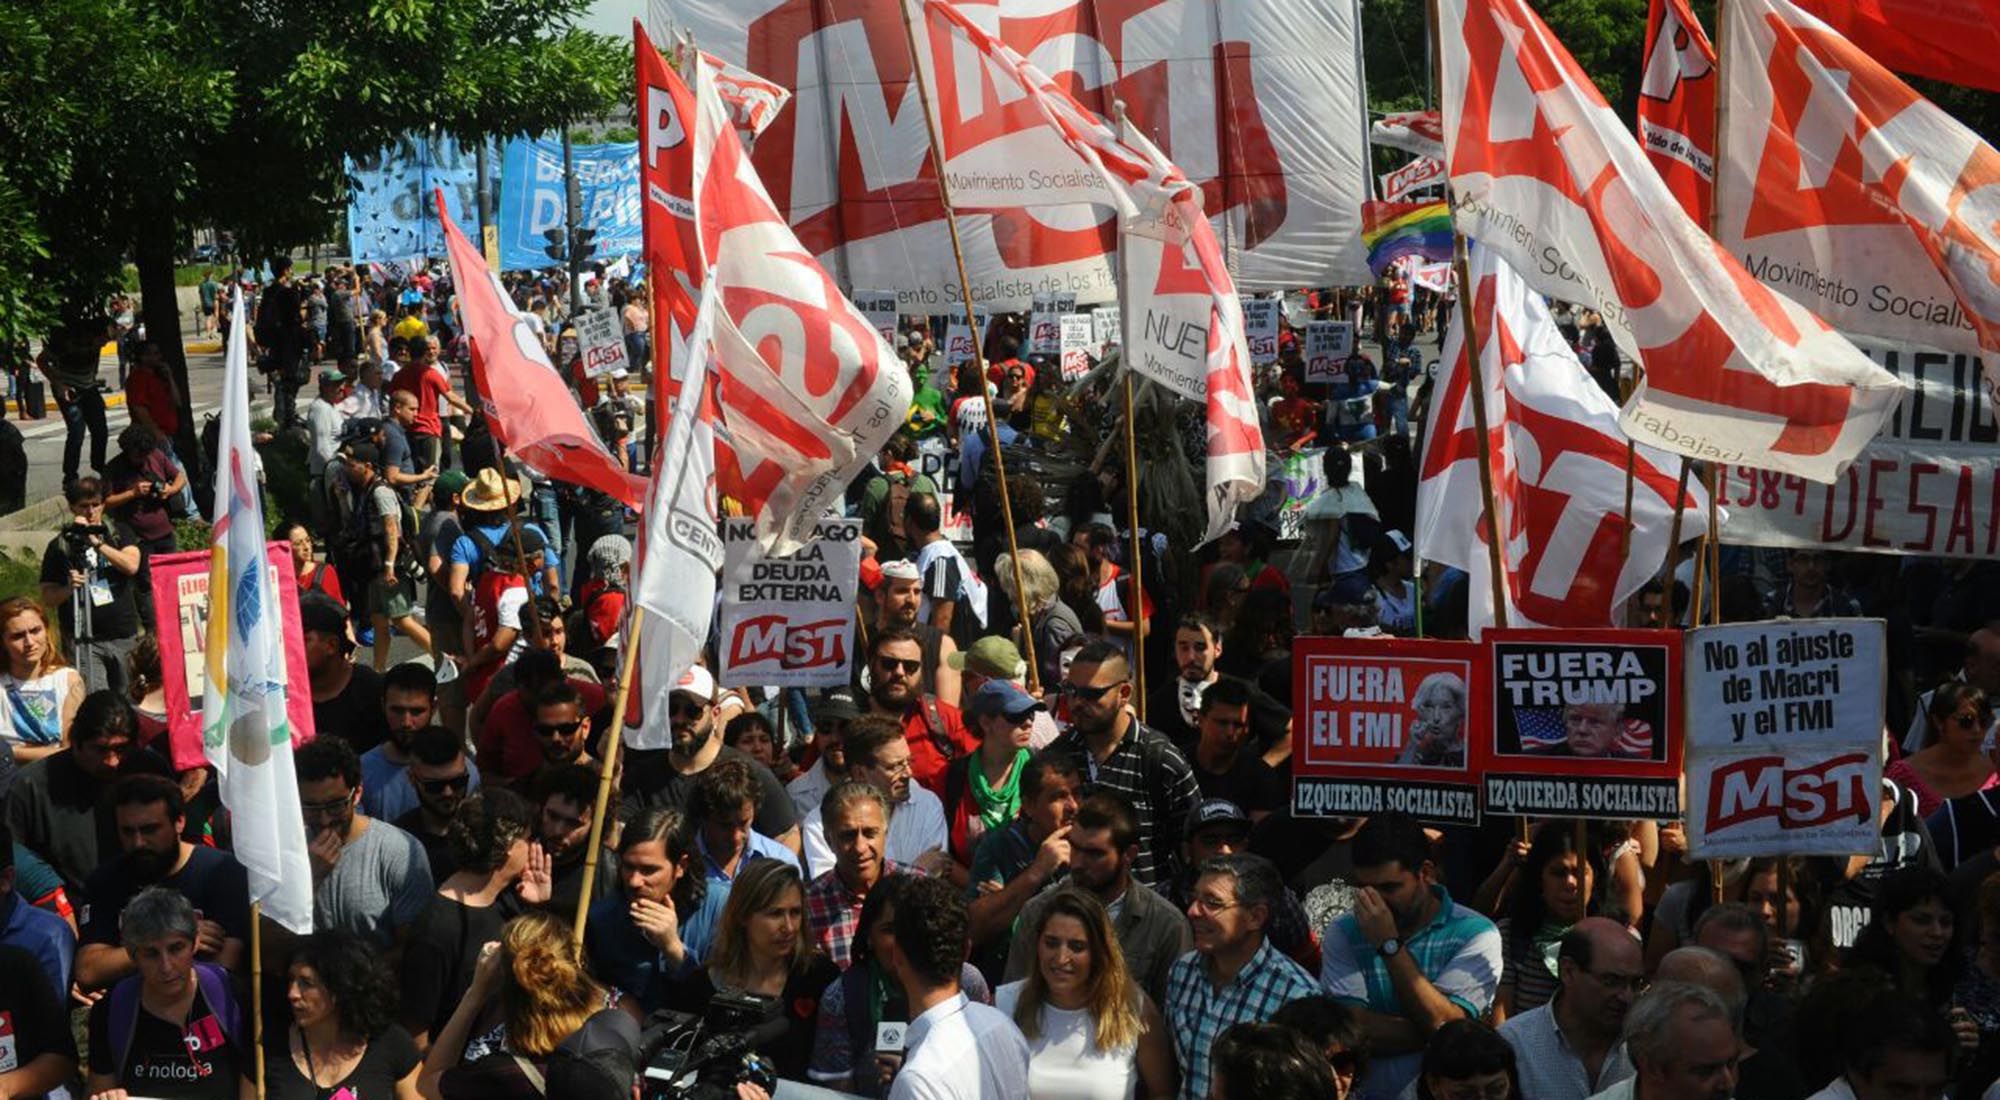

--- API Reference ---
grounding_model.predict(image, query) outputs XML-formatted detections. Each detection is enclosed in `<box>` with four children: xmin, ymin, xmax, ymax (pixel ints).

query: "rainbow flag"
<box><xmin>1362</xmin><ymin>200</ymin><xmax>1453</xmax><ymax>276</ymax></box>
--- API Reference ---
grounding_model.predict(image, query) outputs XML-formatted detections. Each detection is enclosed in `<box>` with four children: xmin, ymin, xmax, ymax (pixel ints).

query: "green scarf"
<box><xmin>970</xmin><ymin>748</ymin><xmax>1029</xmax><ymax>833</ymax></box>
<box><xmin>1532</xmin><ymin>919</ymin><xmax>1571</xmax><ymax>980</ymax></box>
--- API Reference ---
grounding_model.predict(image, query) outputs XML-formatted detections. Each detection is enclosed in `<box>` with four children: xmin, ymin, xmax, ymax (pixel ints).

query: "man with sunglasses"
<box><xmin>295</xmin><ymin>736</ymin><xmax>435</xmax><ymax>948</ymax></box>
<box><xmin>1498</xmin><ymin>918</ymin><xmax>1639</xmax><ymax>1100</ymax></box>
<box><xmin>360</xmin><ymin>663</ymin><xmax>481</xmax><ymax>822</ymax></box>
<box><xmin>624</xmin><ymin>665</ymin><xmax>801</xmax><ymax>855</ymax></box>
<box><xmin>866</xmin><ymin>565</ymin><xmax>963</xmax><ymax>708</ymax></box>
<box><xmin>528</xmin><ymin>681</ymin><xmax>599</xmax><ymax>778</ymax></box>
<box><xmin>391</xmin><ymin>725</ymin><xmax>479</xmax><ymax>881</ymax></box>
<box><xmin>865</xmin><ymin>628</ymin><xmax>978</xmax><ymax>802</ymax></box>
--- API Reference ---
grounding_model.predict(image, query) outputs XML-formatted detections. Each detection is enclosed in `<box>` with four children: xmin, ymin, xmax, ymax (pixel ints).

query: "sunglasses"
<box><xmin>1057</xmin><ymin>680</ymin><xmax>1124</xmax><ymax>701</ymax></box>
<box><xmin>534</xmin><ymin>720</ymin><xmax>583</xmax><ymax>739</ymax></box>
<box><xmin>417</xmin><ymin>773</ymin><xmax>470</xmax><ymax>794</ymax></box>
<box><xmin>1951</xmin><ymin>712</ymin><xmax>1986</xmax><ymax>730</ymax></box>
<box><xmin>669</xmin><ymin>696</ymin><xmax>708</xmax><ymax>720</ymax></box>
<box><xmin>875</xmin><ymin>657</ymin><xmax>923</xmax><ymax>676</ymax></box>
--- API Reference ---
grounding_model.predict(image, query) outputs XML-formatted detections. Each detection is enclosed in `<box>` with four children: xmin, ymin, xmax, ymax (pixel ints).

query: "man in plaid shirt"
<box><xmin>1164</xmin><ymin>852</ymin><xmax>1318</xmax><ymax>1100</ymax></box>
<box><xmin>1318</xmin><ymin>812</ymin><xmax>1502</xmax><ymax>1100</ymax></box>
<box><xmin>805</xmin><ymin>780</ymin><xmax>908</xmax><ymax>969</ymax></box>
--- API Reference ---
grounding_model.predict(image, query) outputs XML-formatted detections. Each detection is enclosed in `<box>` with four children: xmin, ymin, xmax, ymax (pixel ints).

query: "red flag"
<box><xmin>1793</xmin><ymin>0</ymin><xmax>2000</xmax><ymax>94</ymax></box>
<box><xmin>1638</xmin><ymin>0</ymin><xmax>1717</xmax><ymax>225</ymax></box>
<box><xmin>434</xmin><ymin>191</ymin><xmax>645</xmax><ymax>508</ymax></box>
<box><xmin>1438</xmin><ymin>0</ymin><xmax>1904</xmax><ymax>483</ymax></box>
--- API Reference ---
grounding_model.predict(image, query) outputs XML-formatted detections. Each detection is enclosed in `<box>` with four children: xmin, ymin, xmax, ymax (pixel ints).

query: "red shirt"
<box><xmin>465</xmin><ymin>570</ymin><xmax>527</xmax><ymax>704</ymax></box>
<box><xmin>299</xmin><ymin>563</ymin><xmax>345</xmax><ymax>609</ymax></box>
<box><xmin>477</xmin><ymin>677</ymin><xmax>611</xmax><ymax>780</ymax></box>
<box><xmin>387</xmin><ymin>366</ymin><xmax>451</xmax><ymax>436</ymax></box>
<box><xmin>125</xmin><ymin>369</ymin><xmax>179</xmax><ymax>437</ymax></box>
<box><xmin>896</xmin><ymin>699</ymin><xmax>978</xmax><ymax>800</ymax></box>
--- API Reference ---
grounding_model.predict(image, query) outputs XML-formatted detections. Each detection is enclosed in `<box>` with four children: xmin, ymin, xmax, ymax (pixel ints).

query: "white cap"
<box><xmin>880</xmin><ymin>559</ymin><xmax>921</xmax><ymax>582</ymax></box>
<box><xmin>674</xmin><ymin>664</ymin><xmax>716</xmax><ymax>701</ymax></box>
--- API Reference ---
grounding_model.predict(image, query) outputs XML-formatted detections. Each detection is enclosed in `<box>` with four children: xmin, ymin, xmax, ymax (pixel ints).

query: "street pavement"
<box><xmin>11</xmin><ymin>346</ymin><xmax>234</xmax><ymax>507</ymax></box>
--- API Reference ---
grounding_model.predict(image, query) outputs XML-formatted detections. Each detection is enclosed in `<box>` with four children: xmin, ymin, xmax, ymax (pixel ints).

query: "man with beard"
<box><xmin>964</xmin><ymin>753</ymin><xmax>1080</xmax><ymax>980</ymax></box>
<box><xmin>805</xmin><ymin>781</ymin><xmax>906</xmax><ymax>970</ymax></box>
<box><xmin>868</xmin><ymin>560</ymin><xmax>962</xmax><ymax>707</ymax></box>
<box><xmin>5</xmin><ymin>689</ymin><xmax>172</xmax><ymax>904</ymax></box>
<box><xmin>361</xmin><ymin>663</ymin><xmax>481</xmax><ymax>822</ymax></box>
<box><xmin>587</xmin><ymin>807</ymin><xmax>727</xmax><ymax>1012</ymax></box>
<box><xmin>75</xmin><ymin>775</ymin><xmax>249</xmax><ymax>988</ymax></box>
<box><xmin>527</xmin><ymin>681</ymin><xmax>600</xmax><ymax>781</ymax></box>
<box><xmin>1002</xmin><ymin>790</ymin><xmax>1192</xmax><ymax>1007</ymax></box>
<box><xmin>476</xmin><ymin>644</ymin><xmax>608</xmax><ymax>783</ymax></box>
<box><xmin>392</xmin><ymin>725</ymin><xmax>478</xmax><ymax>881</ymax></box>
<box><xmin>1148</xmin><ymin>613</ymin><xmax>1232</xmax><ymax>752</ymax></box>
<box><xmin>787</xmin><ymin>688</ymin><xmax>860</xmax><ymax>820</ymax></box>
<box><xmin>1048</xmin><ymin>640</ymin><xmax>1201</xmax><ymax>891</ymax></box>
<box><xmin>623</xmin><ymin>665</ymin><xmax>800</xmax><ymax>853</ymax></box>
<box><xmin>865</xmin><ymin>628</ymin><xmax>978</xmax><ymax>801</ymax></box>
<box><xmin>803</xmin><ymin>716</ymin><xmax>950</xmax><ymax>880</ymax></box>
<box><xmin>534</xmin><ymin>762</ymin><xmax>614</xmax><ymax>917</ymax></box>
<box><xmin>297</xmin><ymin>736</ymin><xmax>434</xmax><ymax>948</ymax></box>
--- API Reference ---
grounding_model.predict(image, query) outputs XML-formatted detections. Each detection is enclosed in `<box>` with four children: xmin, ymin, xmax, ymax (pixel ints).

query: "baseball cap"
<box><xmin>340</xmin><ymin>441</ymin><xmax>382</xmax><ymax>466</ymax></box>
<box><xmin>297</xmin><ymin>595</ymin><xmax>351</xmax><ymax>649</ymax></box>
<box><xmin>319</xmin><ymin>368</ymin><xmax>348</xmax><ymax>386</ymax></box>
<box><xmin>1187</xmin><ymin>798</ymin><xmax>1252</xmax><ymax>836</ymax></box>
<box><xmin>949</xmin><ymin>636</ymin><xmax>1026</xmax><ymax>680</ymax></box>
<box><xmin>547</xmin><ymin>1009</ymin><xmax>639</xmax><ymax>1100</ymax></box>
<box><xmin>967</xmin><ymin>679</ymin><xmax>1044</xmax><ymax>721</ymax></box>
<box><xmin>673</xmin><ymin>664</ymin><xmax>716</xmax><ymax>701</ymax></box>
<box><xmin>434</xmin><ymin>469</ymin><xmax>470</xmax><ymax>500</ymax></box>
<box><xmin>879</xmin><ymin>559</ymin><xmax>921</xmax><ymax>583</ymax></box>
<box><xmin>812</xmin><ymin>687</ymin><xmax>862</xmax><ymax>724</ymax></box>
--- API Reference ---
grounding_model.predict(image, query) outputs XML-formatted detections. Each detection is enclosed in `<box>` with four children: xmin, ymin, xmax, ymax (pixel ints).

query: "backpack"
<box><xmin>108</xmin><ymin>962</ymin><xmax>242</xmax><ymax>1075</ymax></box>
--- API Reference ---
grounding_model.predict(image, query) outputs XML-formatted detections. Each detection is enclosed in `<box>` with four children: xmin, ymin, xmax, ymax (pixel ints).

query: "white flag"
<box><xmin>202</xmin><ymin>296</ymin><xmax>314</xmax><ymax>933</ymax></box>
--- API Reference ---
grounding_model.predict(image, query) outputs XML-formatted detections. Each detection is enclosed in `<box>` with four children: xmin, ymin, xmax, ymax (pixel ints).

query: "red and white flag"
<box><xmin>1416</xmin><ymin>244</ymin><xmax>1710</xmax><ymax>637</ymax></box>
<box><xmin>1438</xmin><ymin>0</ymin><xmax>1903</xmax><ymax>484</ymax></box>
<box><xmin>639</xmin><ymin>23</ymin><xmax>911</xmax><ymax>552</ymax></box>
<box><xmin>435</xmin><ymin>191</ymin><xmax>646</xmax><ymax>508</ymax></box>
<box><xmin>1718</xmin><ymin>0</ymin><xmax>2000</xmax><ymax>367</ymax></box>
<box><xmin>903</xmin><ymin>0</ymin><xmax>1263</xmax><ymax>542</ymax></box>
<box><xmin>700</xmin><ymin>50</ymin><xmax>791</xmax><ymax>144</ymax></box>
<box><xmin>1638</xmin><ymin>0</ymin><xmax>1716</xmax><ymax>225</ymax></box>
<box><xmin>1793</xmin><ymin>0</ymin><xmax>2000</xmax><ymax>95</ymax></box>
<box><xmin>1372</xmin><ymin>110</ymin><xmax>1446</xmax><ymax>161</ymax></box>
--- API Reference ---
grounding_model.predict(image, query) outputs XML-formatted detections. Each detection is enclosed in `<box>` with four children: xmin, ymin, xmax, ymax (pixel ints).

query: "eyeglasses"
<box><xmin>1585</xmin><ymin>968</ymin><xmax>1649</xmax><ymax>994</ymax></box>
<box><xmin>301</xmin><ymin>794</ymin><xmax>355</xmax><ymax>816</ymax></box>
<box><xmin>1951</xmin><ymin>712</ymin><xmax>1986</xmax><ymax>730</ymax></box>
<box><xmin>872</xmin><ymin>757</ymin><xmax>914</xmax><ymax>777</ymax></box>
<box><xmin>1187</xmin><ymin>894</ymin><xmax>1241</xmax><ymax>915</ymax></box>
<box><xmin>669</xmin><ymin>696</ymin><xmax>708</xmax><ymax>720</ymax></box>
<box><xmin>534</xmin><ymin>720</ymin><xmax>583</xmax><ymax>739</ymax></box>
<box><xmin>417</xmin><ymin>773</ymin><xmax>471</xmax><ymax>794</ymax></box>
<box><xmin>1057</xmin><ymin>680</ymin><xmax>1124</xmax><ymax>701</ymax></box>
<box><xmin>875</xmin><ymin>657</ymin><xmax>922</xmax><ymax>676</ymax></box>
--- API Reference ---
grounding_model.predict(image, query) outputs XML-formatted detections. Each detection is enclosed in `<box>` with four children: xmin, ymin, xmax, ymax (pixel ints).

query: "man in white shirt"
<box><xmin>305</xmin><ymin>369</ymin><xmax>349</xmax><ymax>479</ymax></box>
<box><xmin>1498</xmin><ymin>918</ymin><xmax>1639</xmax><ymax>1100</ymax></box>
<box><xmin>803</xmin><ymin>716</ymin><xmax>949</xmax><ymax>879</ymax></box>
<box><xmin>886</xmin><ymin>875</ymin><xmax>1030</xmax><ymax>1100</ymax></box>
<box><xmin>1803</xmin><ymin>992</ymin><xmax>1951</xmax><ymax>1100</ymax></box>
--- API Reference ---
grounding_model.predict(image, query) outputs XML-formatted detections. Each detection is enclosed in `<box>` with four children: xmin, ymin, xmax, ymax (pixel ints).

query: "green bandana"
<box><xmin>970</xmin><ymin>748</ymin><xmax>1029</xmax><ymax>833</ymax></box>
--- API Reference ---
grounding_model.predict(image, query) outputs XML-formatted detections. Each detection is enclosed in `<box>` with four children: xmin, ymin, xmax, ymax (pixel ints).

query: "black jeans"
<box><xmin>59</xmin><ymin>384</ymin><xmax>107</xmax><ymax>480</ymax></box>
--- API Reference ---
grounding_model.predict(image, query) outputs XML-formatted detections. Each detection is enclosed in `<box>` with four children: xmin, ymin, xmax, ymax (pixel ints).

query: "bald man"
<box><xmin>1656</xmin><ymin>946</ymin><xmax>1747</xmax><ymax>1017</ymax></box>
<box><xmin>1499</xmin><ymin>917</ymin><xmax>1641</xmax><ymax>1100</ymax></box>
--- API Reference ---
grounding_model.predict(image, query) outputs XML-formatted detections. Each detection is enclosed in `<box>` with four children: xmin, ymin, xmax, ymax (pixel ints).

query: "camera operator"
<box><xmin>37</xmin><ymin>476</ymin><xmax>143</xmax><ymax>695</ymax></box>
<box><xmin>102</xmin><ymin>423</ymin><xmax>187</xmax><ymax>556</ymax></box>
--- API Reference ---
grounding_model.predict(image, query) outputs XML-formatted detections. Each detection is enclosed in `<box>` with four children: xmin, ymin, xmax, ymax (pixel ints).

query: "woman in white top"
<box><xmin>0</xmin><ymin>597</ymin><xmax>84</xmax><ymax>761</ymax></box>
<box><xmin>994</xmin><ymin>888</ymin><xmax>1177</xmax><ymax>1100</ymax></box>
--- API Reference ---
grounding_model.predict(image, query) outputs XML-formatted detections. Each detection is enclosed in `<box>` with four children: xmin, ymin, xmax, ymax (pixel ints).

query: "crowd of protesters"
<box><xmin>0</xmin><ymin>254</ymin><xmax>1996</xmax><ymax>1100</ymax></box>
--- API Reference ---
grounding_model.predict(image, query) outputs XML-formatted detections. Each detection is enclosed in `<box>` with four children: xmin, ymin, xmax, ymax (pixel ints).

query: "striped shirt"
<box><xmin>1048</xmin><ymin>721</ymin><xmax>1201</xmax><ymax>890</ymax></box>
<box><xmin>1164</xmin><ymin>939</ymin><xmax>1318</xmax><ymax>1100</ymax></box>
<box><xmin>1319</xmin><ymin>886</ymin><xmax>1503</xmax><ymax>1100</ymax></box>
<box><xmin>1497</xmin><ymin>995</ymin><xmax>1635</xmax><ymax>1100</ymax></box>
<box><xmin>1495</xmin><ymin>917</ymin><xmax>1564</xmax><ymax>1015</ymax></box>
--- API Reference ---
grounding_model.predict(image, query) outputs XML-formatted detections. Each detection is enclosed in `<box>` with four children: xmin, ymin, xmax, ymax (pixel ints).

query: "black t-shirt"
<box><xmin>4</xmin><ymin>747</ymin><xmax>173</xmax><ymax>901</ymax></box>
<box><xmin>39</xmin><ymin>521</ymin><xmax>143</xmax><ymax>641</ymax></box>
<box><xmin>0</xmin><ymin>942</ymin><xmax>76</xmax><ymax>1083</ymax></box>
<box><xmin>1190</xmin><ymin>751</ymin><xmax>1285</xmax><ymax>817</ymax></box>
<box><xmin>663</xmin><ymin>955</ymin><xmax>842</xmax><ymax>1081</ymax></box>
<box><xmin>88</xmin><ymin>982</ymin><xmax>245</xmax><ymax>1100</ymax></box>
<box><xmin>546</xmin><ymin>845</ymin><xmax>616</xmax><ymax>921</ymax></box>
<box><xmin>82</xmin><ymin>845</ymin><xmax>252</xmax><ymax>952</ymax></box>
<box><xmin>393</xmin><ymin>808</ymin><xmax>460</xmax><ymax>883</ymax></box>
<box><xmin>314</xmin><ymin>664</ymin><xmax>387</xmax><ymax>756</ymax></box>
<box><xmin>400</xmin><ymin>895</ymin><xmax>511</xmax><ymax>1041</ymax></box>
<box><xmin>623</xmin><ymin>744</ymin><xmax>798</xmax><ymax>838</ymax></box>
<box><xmin>264</xmin><ymin>1024</ymin><xmax>420</xmax><ymax>1100</ymax></box>
<box><xmin>1824</xmin><ymin>778</ymin><xmax>1942</xmax><ymax>950</ymax></box>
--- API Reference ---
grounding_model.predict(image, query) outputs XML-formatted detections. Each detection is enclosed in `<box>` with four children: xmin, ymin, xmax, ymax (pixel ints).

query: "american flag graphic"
<box><xmin>1514</xmin><ymin>707</ymin><xmax>1656</xmax><ymax>758</ymax></box>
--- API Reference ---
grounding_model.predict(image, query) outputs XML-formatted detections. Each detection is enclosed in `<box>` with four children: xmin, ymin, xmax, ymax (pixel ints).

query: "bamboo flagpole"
<box><xmin>251</xmin><ymin>903</ymin><xmax>265</xmax><ymax>1100</ymax></box>
<box><xmin>1123</xmin><ymin>372</ymin><xmax>1147</xmax><ymax>720</ymax></box>
<box><xmin>897</xmin><ymin>0</ymin><xmax>1039</xmax><ymax>690</ymax></box>
<box><xmin>573</xmin><ymin>605</ymin><xmax>646</xmax><ymax>951</ymax></box>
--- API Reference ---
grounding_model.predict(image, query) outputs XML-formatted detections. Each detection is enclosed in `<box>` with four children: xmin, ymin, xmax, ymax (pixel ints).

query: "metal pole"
<box><xmin>563</xmin><ymin>130</ymin><xmax>583</xmax><ymax>319</ymax></box>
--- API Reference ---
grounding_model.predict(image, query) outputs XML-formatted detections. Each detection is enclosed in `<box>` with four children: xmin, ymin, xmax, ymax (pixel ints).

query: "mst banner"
<box><xmin>1684</xmin><ymin>619</ymin><xmax>1886</xmax><ymax>860</ymax></box>
<box><xmin>715</xmin><ymin>517</ymin><xmax>863</xmax><ymax>688</ymax></box>
<box><xmin>1719</xmin><ymin>339</ymin><xmax>2000</xmax><ymax>558</ymax></box>
<box><xmin>1484</xmin><ymin>629</ymin><xmax>1684</xmax><ymax>819</ymax></box>
<box><xmin>1293</xmin><ymin>637</ymin><xmax>1484</xmax><ymax>826</ymax></box>
<box><xmin>651</xmin><ymin>0</ymin><xmax>1371</xmax><ymax>307</ymax></box>
<box><xmin>497</xmin><ymin>135</ymin><xmax>642</xmax><ymax>271</ymax></box>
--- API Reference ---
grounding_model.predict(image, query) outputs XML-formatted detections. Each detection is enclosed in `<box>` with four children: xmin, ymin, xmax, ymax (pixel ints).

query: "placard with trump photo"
<box><xmin>1292</xmin><ymin>637</ymin><xmax>1485</xmax><ymax>825</ymax></box>
<box><xmin>1484</xmin><ymin>629</ymin><xmax>1684</xmax><ymax>819</ymax></box>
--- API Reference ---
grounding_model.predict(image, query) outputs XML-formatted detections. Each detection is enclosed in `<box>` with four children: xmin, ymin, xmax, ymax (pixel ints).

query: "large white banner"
<box><xmin>1684</xmin><ymin>619</ymin><xmax>1885</xmax><ymax>860</ymax></box>
<box><xmin>651</xmin><ymin>0</ymin><xmax>1371</xmax><ymax>307</ymax></box>
<box><xmin>716</xmin><ymin>517</ymin><xmax>863</xmax><ymax>688</ymax></box>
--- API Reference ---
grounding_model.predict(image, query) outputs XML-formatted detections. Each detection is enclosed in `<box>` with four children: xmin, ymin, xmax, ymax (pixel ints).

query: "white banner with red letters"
<box><xmin>716</xmin><ymin>516</ymin><xmax>862</xmax><ymax>688</ymax></box>
<box><xmin>652</xmin><ymin>0</ymin><xmax>1371</xmax><ymax>306</ymax></box>
<box><xmin>1380</xmin><ymin>157</ymin><xmax>1445</xmax><ymax>201</ymax></box>
<box><xmin>1685</xmin><ymin>618</ymin><xmax>1886</xmax><ymax>858</ymax></box>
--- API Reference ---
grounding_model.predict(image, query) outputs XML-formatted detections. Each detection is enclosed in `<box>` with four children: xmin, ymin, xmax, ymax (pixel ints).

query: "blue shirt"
<box><xmin>382</xmin><ymin>420</ymin><xmax>415</xmax><ymax>475</ymax></box>
<box><xmin>697</xmin><ymin>830</ymin><xmax>799</xmax><ymax>884</ymax></box>
<box><xmin>0</xmin><ymin>890</ymin><xmax>74</xmax><ymax>999</ymax></box>
<box><xmin>584</xmin><ymin>883</ymin><xmax>729</xmax><ymax>1013</ymax></box>
<box><xmin>1165</xmin><ymin>939</ymin><xmax>1318</xmax><ymax>1100</ymax></box>
<box><xmin>448</xmin><ymin>519</ymin><xmax>561</xmax><ymax>594</ymax></box>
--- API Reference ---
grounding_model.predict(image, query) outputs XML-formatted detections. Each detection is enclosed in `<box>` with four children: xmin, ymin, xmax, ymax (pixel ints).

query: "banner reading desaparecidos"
<box><xmin>1293</xmin><ymin>637</ymin><xmax>1485</xmax><ymax>826</ymax></box>
<box><xmin>1684</xmin><ymin>618</ymin><xmax>1886</xmax><ymax>859</ymax></box>
<box><xmin>716</xmin><ymin>517</ymin><xmax>861</xmax><ymax>688</ymax></box>
<box><xmin>1484</xmin><ymin>629</ymin><xmax>1684</xmax><ymax>819</ymax></box>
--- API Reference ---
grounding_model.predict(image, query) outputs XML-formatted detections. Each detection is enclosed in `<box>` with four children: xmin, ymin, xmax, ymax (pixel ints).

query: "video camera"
<box><xmin>57</xmin><ymin>522</ymin><xmax>109</xmax><ymax>569</ymax></box>
<box><xmin>636</xmin><ymin>990</ymin><xmax>784</xmax><ymax>1100</ymax></box>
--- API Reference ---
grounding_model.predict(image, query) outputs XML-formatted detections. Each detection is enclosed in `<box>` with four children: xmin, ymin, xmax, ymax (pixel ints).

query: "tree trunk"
<box><xmin>131</xmin><ymin>208</ymin><xmax>202</xmax><ymax>488</ymax></box>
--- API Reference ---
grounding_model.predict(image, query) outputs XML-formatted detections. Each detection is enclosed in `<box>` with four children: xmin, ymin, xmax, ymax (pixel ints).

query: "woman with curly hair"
<box><xmin>269</xmin><ymin>931</ymin><xmax>421</xmax><ymax>1100</ymax></box>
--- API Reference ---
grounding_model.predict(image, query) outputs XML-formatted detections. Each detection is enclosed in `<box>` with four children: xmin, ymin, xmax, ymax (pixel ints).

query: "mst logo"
<box><xmin>728</xmin><ymin>615</ymin><xmax>849</xmax><ymax>671</ymax></box>
<box><xmin>1704</xmin><ymin>751</ymin><xmax>1873</xmax><ymax>832</ymax></box>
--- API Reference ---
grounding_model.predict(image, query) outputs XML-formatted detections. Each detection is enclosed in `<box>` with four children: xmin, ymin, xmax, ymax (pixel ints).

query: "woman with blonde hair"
<box><xmin>0</xmin><ymin>597</ymin><xmax>83</xmax><ymax>761</ymax></box>
<box><xmin>994</xmin><ymin>888</ymin><xmax>1176</xmax><ymax>1099</ymax></box>
<box><xmin>995</xmin><ymin>549</ymin><xmax>1084</xmax><ymax>691</ymax></box>
<box><xmin>666</xmin><ymin>858</ymin><xmax>839</xmax><ymax>1081</ymax></box>
<box><xmin>365</xmin><ymin>309</ymin><xmax>390</xmax><ymax>370</ymax></box>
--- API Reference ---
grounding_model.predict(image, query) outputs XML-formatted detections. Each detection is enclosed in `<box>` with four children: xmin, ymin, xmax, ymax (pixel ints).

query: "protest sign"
<box><xmin>1303</xmin><ymin>321</ymin><xmax>1355</xmax><ymax>384</ymax></box>
<box><xmin>1028</xmin><ymin>293</ymin><xmax>1074</xmax><ymax>355</ymax></box>
<box><xmin>913</xmin><ymin>437</ymin><xmax>973</xmax><ymax>542</ymax></box>
<box><xmin>1380</xmin><ymin>156</ymin><xmax>1446</xmax><ymax>201</ymax></box>
<box><xmin>573</xmin><ymin>308</ymin><xmax>629</xmax><ymax>378</ymax></box>
<box><xmin>1059</xmin><ymin>314</ymin><xmax>1095</xmax><ymax>381</ymax></box>
<box><xmin>1242</xmin><ymin>297</ymin><xmax>1281</xmax><ymax>365</ymax></box>
<box><xmin>945</xmin><ymin>310</ymin><xmax>986</xmax><ymax>368</ymax></box>
<box><xmin>1684</xmin><ymin>619</ymin><xmax>1886</xmax><ymax>861</ymax></box>
<box><xmin>716</xmin><ymin>517</ymin><xmax>863</xmax><ymax>688</ymax></box>
<box><xmin>1092</xmin><ymin>307</ymin><xmax>1121</xmax><ymax>353</ymax></box>
<box><xmin>149</xmin><ymin>546</ymin><xmax>317</xmax><ymax>772</ymax></box>
<box><xmin>1483</xmin><ymin>629</ymin><xmax>1684</xmax><ymax>819</ymax></box>
<box><xmin>1717</xmin><ymin>339</ymin><xmax>1999</xmax><ymax>558</ymax></box>
<box><xmin>1293</xmin><ymin>637</ymin><xmax>1485</xmax><ymax>825</ymax></box>
<box><xmin>853</xmin><ymin>289</ymin><xmax>900</xmax><ymax>345</ymax></box>
<box><xmin>1272</xmin><ymin>447</ymin><xmax>1335</xmax><ymax>541</ymax></box>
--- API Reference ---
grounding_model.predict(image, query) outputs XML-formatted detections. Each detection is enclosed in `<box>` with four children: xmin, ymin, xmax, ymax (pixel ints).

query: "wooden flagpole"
<box><xmin>251</xmin><ymin>902</ymin><xmax>266</xmax><ymax>1100</ymax></box>
<box><xmin>898</xmin><ymin>0</ymin><xmax>1039</xmax><ymax>690</ymax></box>
<box><xmin>1663</xmin><ymin>459</ymin><xmax>1696</xmax><ymax>624</ymax></box>
<box><xmin>573</xmin><ymin>605</ymin><xmax>645</xmax><ymax>951</ymax></box>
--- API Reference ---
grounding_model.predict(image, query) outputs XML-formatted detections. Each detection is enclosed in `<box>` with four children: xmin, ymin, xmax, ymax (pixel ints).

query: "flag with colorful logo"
<box><xmin>1362</xmin><ymin>200</ymin><xmax>1453</xmax><ymax>277</ymax></box>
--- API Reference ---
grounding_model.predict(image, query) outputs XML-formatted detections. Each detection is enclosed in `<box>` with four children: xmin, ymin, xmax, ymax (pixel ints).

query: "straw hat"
<box><xmin>460</xmin><ymin>467</ymin><xmax>526</xmax><ymax>512</ymax></box>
